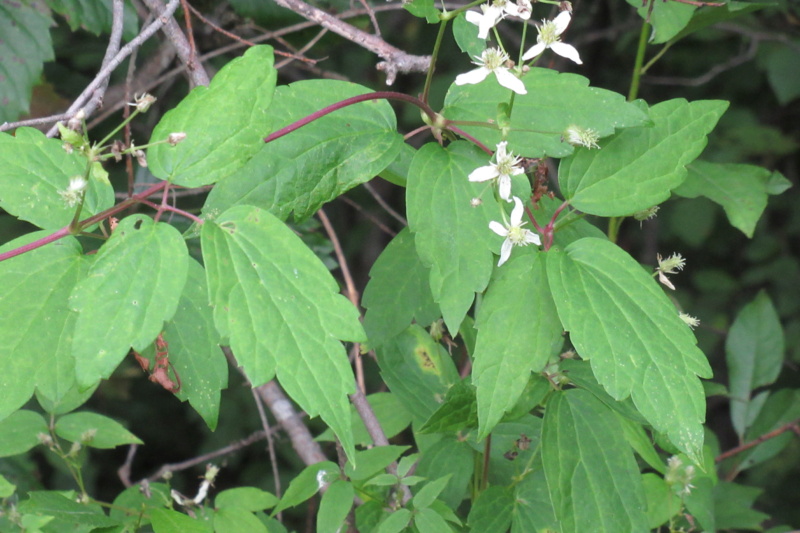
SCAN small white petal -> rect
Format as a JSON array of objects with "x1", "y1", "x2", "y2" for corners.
[
  {"x1": 489, "y1": 221, "x2": 509, "y2": 237},
  {"x1": 478, "y1": 6, "x2": 503, "y2": 39},
  {"x1": 509, "y1": 196, "x2": 525, "y2": 225},
  {"x1": 553, "y1": 11, "x2": 572, "y2": 34},
  {"x1": 465, "y1": 10, "x2": 483, "y2": 26},
  {"x1": 550, "y1": 42, "x2": 582, "y2": 64},
  {"x1": 521, "y1": 42, "x2": 546, "y2": 61},
  {"x1": 469, "y1": 165, "x2": 499, "y2": 183},
  {"x1": 498, "y1": 175, "x2": 512, "y2": 201},
  {"x1": 498, "y1": 239, "x2": 513, "y2": 266},
  {"x1": 524, "y1": 230, "x2": 541, "y2": 246},
  {"x1": 494, "y1": 69, "x2": 527, "y2": 95},
  {"x1": 495, "y1": 141, "x2": 509, "y2": 159},
  {"x1": 455, "y1": 67, "x2": 491, "y2": 86}
]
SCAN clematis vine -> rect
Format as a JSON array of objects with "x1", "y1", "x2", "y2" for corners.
[
  {"x1": 455, "y1": 48, "x2": 527, "y2": 95},
  {"x1": 489, "y1": 196, "x2": 541, "y2": 266},
  {"x1": 469, "y1": 141, "x2": 525, "y2": 201},
  {"x1": 521, "y1": 11, "x2": 582, "y2": 64},
  {"x1": 465, "y1": 0, "x2": 533, "y2": 39}
]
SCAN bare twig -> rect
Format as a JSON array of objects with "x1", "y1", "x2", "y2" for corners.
[
  {"x1": 251, "y1": 389, "x2": 283, "y2": 502},
  {"x1": 716, "y1": 418, "x2": 800, "y2": 464},
  {"x1": 338, "y1": 196, "x2": 397, "y2": 237},
  {"x1": 140, "y1": 0, "x2": 210, "y2": 87},
  {"x1": 117, "y1": 444, "x2": 139, "y2": 488},
  {"x1": 269, "y1": 0, "x2": 430, "y2": 85},
  {"x1": 643, "y1": 38, "x2": 759, "y2": 87},
  {"x1": 363, "y1": 182, "x2": 407, "y2": 227},
  {"x1": 142, "y1": 430, "x2": 268, "y2": 482}
]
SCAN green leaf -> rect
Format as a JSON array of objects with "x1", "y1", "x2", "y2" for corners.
[
  {"x1": 375, "y1": 324, "x2": 460, "y2": 424},
  {"x1": 317, "y1": 480, "x2": 354, "y2": 533},
  {"x1": 403, "y1": 0, "x2": 440, "y2": 22},
  {"x1": 542, "y1": 389, "x2": 648, "y2": 533},
  {"x1": 213, "y1": 508, "x2": 268, "y2": 533},
  {"x1": 18, "y1": 491, "x2": 121, "y2": 529},
  {"x1": 726, "y1": 291, "x2": 784, "y2": 438},
  {"x1": 36, "y1": 382, "x2": 98, "y2": 416},
  {"x1": 272, "y1": 461, "x2": 339, "y2": 515},
  {"x1": 363, "y1": 228, "x2": 439, "y2": 348},
  {"x1": 202, "y1": 205, "x2": 363, "y2": 460},
  {"x1": 415, "y1": 507, "x2": 454, "y2": 532},
  {"x1": 216, "y1": 487, "x2": 278, "y2": 511},
  {"x1": 0, "y1": 474, "x2": 15, "y2": 498},
  {"x1": 0, "y1": 4, "x2": 53, "y2": 123},
  {"x1": 203, "y1": 79, "x2": 402, "y2": 221},
  {"x1": 713, "y1": 482, "x2": 769, "y2": 530},
  {"x1": 641, "y1": 473, "x2": 681, "y2": 529},
  {"x1": 415, "y1": 437, "x2": 473, "y2": 510},
  {"x1": 759, "y1": 40, "x2": 800, "y2": 105},
  {"x1": 443, "y1": 69, "x2": 649, "y2": 158},
  {"x1": 0, "y1": 234, "x2": 88, "y2": 419},
  {"x1": 684, "y1": 475, "x2": 716, "y2": 532},
  {"x1": 407, "y1": 141, "x2": 497, "y2": 332},
  {"x1": 547, "y1": 237, "x2": 712, "y2": 461},
  {"x1": 55, "y1": 411, "x2": 142, "y2": 448},
  {"x1": 511, "y1": 469, "x2": 559, "y2": 533},
  {"x1": 70, "y1": 215, "x2": 189, "y2": 386},
  {"x1": 559, "y1": 99, "x2": 728, "y2": 216},
  {"x1": 473, "y1": 250, "x2": 562, "y2": 438},
  {"x1": 413, "y1": 475, "x2": 451, "y2": 509},
  {"x1": 161, "y1": 259, "x2": 227, "y2": 430},
  {"x1": 453, "y1": 13, "x2": 485, "y2": 58},
  {"x1": 148, "y1": 45, "x2": 277, "y2": 187},
  {"x1": 0, "y1": 410, "x2": 48, "y2": 457},
  {"x1": 110, "y1": 483, "x2": 172, "y2": 527},
  {"x1": 0, "y1": 128, "x2": 114, "y2": 230},
  {"x1": 345, "y1": 446, "x2": 409, "y2": 481},
  {"x1": 47, "y1": 0, "x2": 137, "y2": 35},
  {"x1": 618, "y1": 415, "x2": 666, "y2": 474},
  {"x1": 418, "y1": 379, "x2": 478, "y2": 434},
  {"x1": 559, "y1": 359, "x2": 647, "y2": 425},
  {"x1": 377, "y1": 508, "x2": 412, "y2": 533},
  {"x1": 676, "y1": 161, "x2": 782, "y2": 237},
  {"x1": 625, "y1": 0, "x2": 696, "y2": 43},
  {"x1": 378, "y1": 142, "x2": 415, "y2": 187},
  {"x1": 150, "y1": 508, "x2": 213, "y2": 533},
  {"x1": 467, "y1": 486, "x2": 514, "y2": 533}
]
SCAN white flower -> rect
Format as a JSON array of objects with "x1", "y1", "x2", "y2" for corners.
[
  {"x1": 489, "y1": 196, "x2": 541, "y2": 266},
  {"x1": 656, "y1": 252, "x2": 685, "y2": 290},
  {"x1": 469, "y1": 141, "x2": 525, "y2": 201},
  {"x1": 59, "y1": 175, "x2": 88, "y2": 207},
  {"x1": 465, "y1": 0, "x2": 532, "y2": 39},
  {"x1": 455, "y1": 48, "x2": 527, "y2": 95},
  {"x1": 521, "y1": 11, "x2": 582, "y2": 64}
]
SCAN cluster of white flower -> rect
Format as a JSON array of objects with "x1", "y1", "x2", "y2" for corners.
[{"x1": 456, "y1": 3, "x2": 582, "y2": 95}]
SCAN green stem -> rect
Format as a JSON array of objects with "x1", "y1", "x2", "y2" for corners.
[
  {"x1": 628, "y1": 20, "x2": 650, "y2": 102},
  {"x1": 608, "y1": 216, "x2": 623, "y2": 243},
  {"x1": 422, "y1": 20, "x2": 449, "y2": 104},
  {"x1": 96, "y1": 108, "x2": 141, "y2": 148}
]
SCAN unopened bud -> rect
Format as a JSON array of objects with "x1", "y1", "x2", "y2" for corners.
[
  {"x1": 559, "y1": 1, "x2": 573, "y2": 13},
  {"x1": 37, "y1": 432, "x2": 54, "y2": 447},
  {"x1": 135, "y1": 149, "x2": 147, "y2": 168},
  {"x1": 168, "y1": 132, "x2": 187, "y2": 146},
  {"x1": 68, "y1": 441, "x2": 82, "y2": 457},
  {"x1": 67, "y1": 109, "x2": 85, "y2": 132}
]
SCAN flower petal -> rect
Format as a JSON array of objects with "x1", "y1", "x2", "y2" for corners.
[
  {"x1": 521, "y1": 42, "x2": 545, "y2": 61},
  {"x1": 553, "y1": 11, "x2": 572, "y2": 34},
  {"x1": 550, "y1": 42, "x2": 582, "y2": 64},
  {"x1": 455, "y1": 67, "x2": 491, "y2": 86},
  {"x1": 489, "y1": 221, "x2": 509, "y2": 237},
  {"x1": 509, "y1": 196, "x2": 525, "y2": 225},
  {"x1": 495, "y1": 141, "x2": 508, "y2": 160},
  {"x1": 465, "y1": 10, "x2": 483, "y2": 26},
  {"x1": 494, "y1": 69, "x2": 527, "y2": 95},
  {"x1": 498, "y1": 175, "x2": 512, "y2": 201},
  {"x1": 469, "y1": 164, "x2": 499, "y2": 183},
  {"x1": 498, "y1": 238, "x2": 513, "y2": 266},
  {"x1": 524, "y1": 230, "x2": 542, "y2": 246}
]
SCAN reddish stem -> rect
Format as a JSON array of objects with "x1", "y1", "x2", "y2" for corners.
[
  {"x1": 264, "y1": 91, "x2": 439, "y2": 144},
  {"x1": 0, "y1": 181, "x2": 168, "y2": 264}
]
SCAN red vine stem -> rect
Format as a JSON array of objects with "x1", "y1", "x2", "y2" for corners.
[
  {"x1": 716, "y1": 418, "x2": 800, "y2": 464},
  {"x1": 0, "y1": 181, "x2": 168, "y2": 264}
]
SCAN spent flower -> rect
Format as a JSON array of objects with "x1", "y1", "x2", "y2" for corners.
[
  {"x1": 679, "y1": 312, "x2": 700, "y2": 330},
  {"x1": 522, "y1": 11, "x2": 582, "y2": 64},
  {"x1": 469, "y1": 141, "x2": 525, "y2": 201},
  {"x1": 489, "y1": 196, "x2": 541, "y2": 266},
  {"x1": 59, "y1": 176, "x2": 88, "y2": 207},
  {"x1": 656, "y1": 252, "x2": 686, "y2": 290},
  {"x1": 564, "y1": 125, "x2": 600, "y2": 149},
  {"x1": 455, "y1": 48, "x2": 527, "y2": 95}
]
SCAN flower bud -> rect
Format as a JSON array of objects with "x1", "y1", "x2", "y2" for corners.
[
  {"x1": 67, "y1": 109, "x2": 85, "y2": 132},
  {"x1": 168, "y1": 132, "x2": 187, "y2": 146}
]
